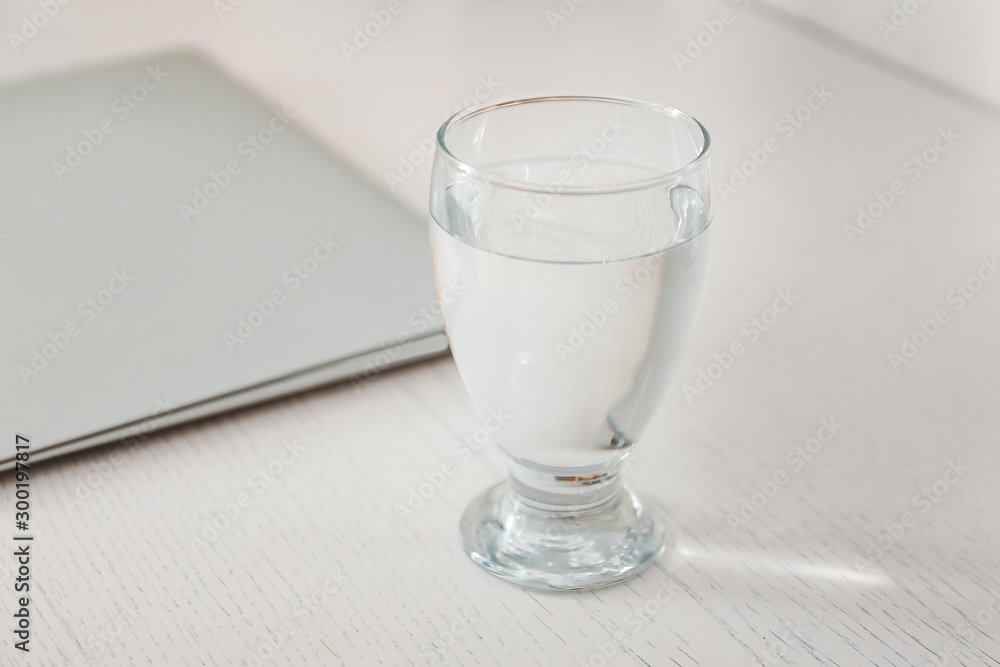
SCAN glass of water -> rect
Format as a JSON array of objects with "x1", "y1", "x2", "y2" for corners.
[{"x1": 429, "y1": 94, "x2": 713, "y2": 590}]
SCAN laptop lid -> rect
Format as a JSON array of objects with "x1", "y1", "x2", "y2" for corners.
[{"x1": 0, "y1": 52, "x2": 447, "y2": 469}]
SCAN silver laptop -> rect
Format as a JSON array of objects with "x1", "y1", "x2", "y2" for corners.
[{"x1": 0, "y1": 52, "x2": 447, "y2": 469}]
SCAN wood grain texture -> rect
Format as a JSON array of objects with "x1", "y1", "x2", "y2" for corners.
[
  {"x1": 2, "y1": 0, "x2": 999, "y2": 664},
  {"x1": 4, "y1": 348, "x2": 999, "y2": 666}
]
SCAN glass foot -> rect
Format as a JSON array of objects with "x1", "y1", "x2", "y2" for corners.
[{"x1": 459, "y1": 480, "x2": 667, "y2": 591}]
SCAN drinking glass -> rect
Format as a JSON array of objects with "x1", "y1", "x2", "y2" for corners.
[{"x1": 429, "y1": 94, "x2": 712, "y2": 590}]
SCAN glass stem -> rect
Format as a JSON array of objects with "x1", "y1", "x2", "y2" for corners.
[{"x1": 505, "y1": 455, "x2": 630, "y2": 512}]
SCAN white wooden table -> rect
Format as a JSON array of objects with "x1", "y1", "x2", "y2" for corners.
[{"x1": 3, "y1": 0, "x2": 1000, "y2": 665}]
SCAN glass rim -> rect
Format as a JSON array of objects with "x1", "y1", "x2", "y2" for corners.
[{"x1": 435, "y1": 92, "x2": 712, "y2": 195}]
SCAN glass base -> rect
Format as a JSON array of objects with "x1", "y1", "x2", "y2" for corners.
[{"x1": 459, "y1": 478, "x2": 667, "y2": 591}]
